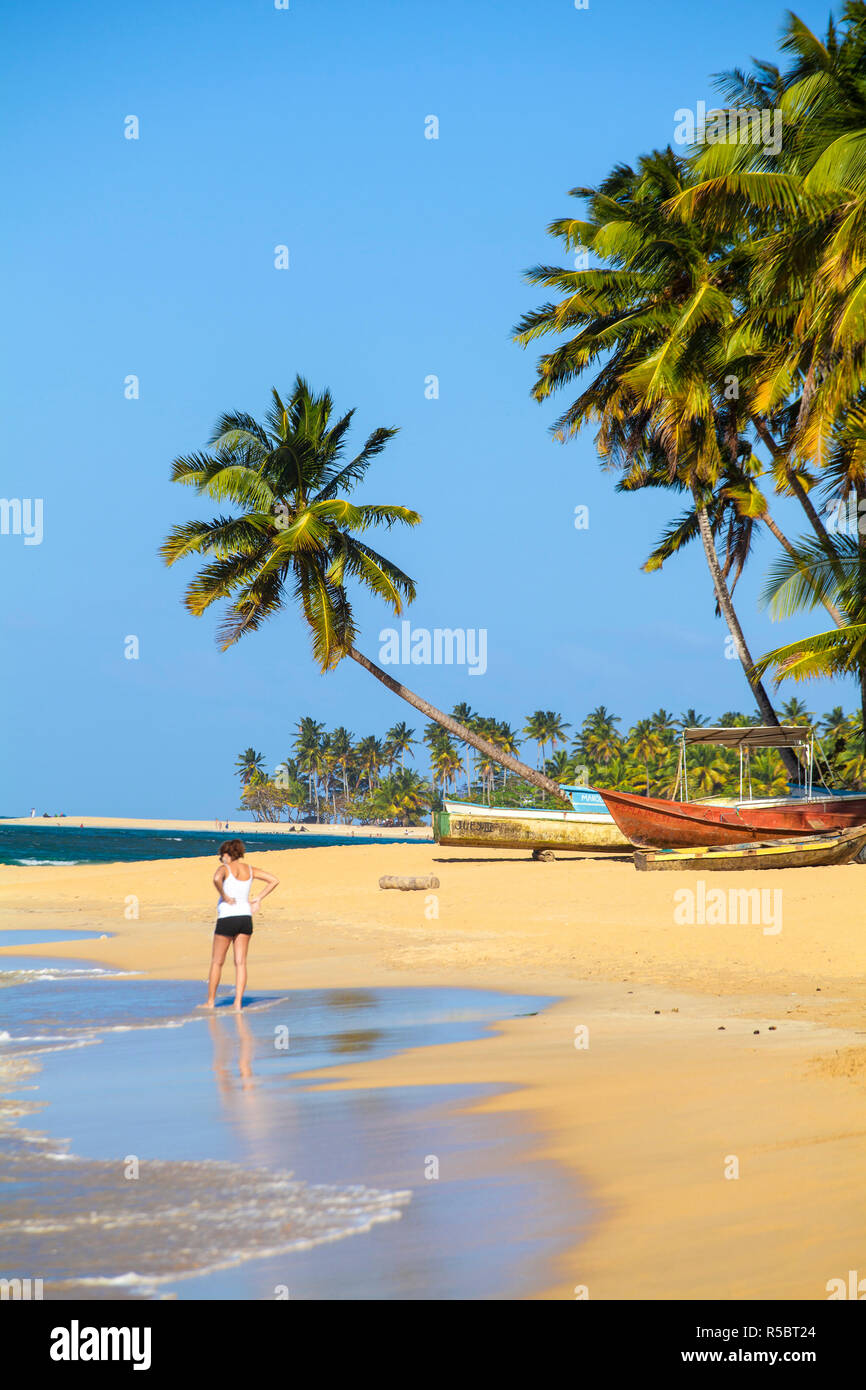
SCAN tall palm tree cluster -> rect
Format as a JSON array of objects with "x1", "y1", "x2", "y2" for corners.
[
  {"x1": 565, "y1": 700, "x2": 863, "y2": 799},
  {"x1": 235, "y1": 699, "x2": 865, "y2": 823},
  {"x1": 235, "y1": 718, "x2": 431, "y2": 825},
  {"x1": 515, "y1": 4, "x2": 866, "y2": 764}
]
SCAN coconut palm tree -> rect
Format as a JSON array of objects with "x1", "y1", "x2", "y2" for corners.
[
  {"x1": 754, "y1": 532, "x2": 866, "y2": 748},
  {"x1": 740, "y1": 750, "x2": 788, "y2": 798},
  {"x1": 544, "y1": 748, "x2": 576, "y2": 784},
  {"x1": 780, "y1": 697, "x2": 814, "y2": 725},
  {"x1": 678, "y1": 709, "x2": 709, "y2": 729},
  {"x1": 354, "y1": 735, "x2": 385, "y2": 793},
  {"x1": 580, "y1": 707, "x2": 623, "y2": 764},
  {"x1": 451, "y1": 702, "x2": 476, "y2": 795},
  {"x1": 522, "y1": 710, "x2": 549, "y2": 769},
  {"x1": 273, "y1": 757, "x2": 309, "y2": 820},
  {"x1": 161, "y1": 378, "x2": 566, "y2": 801},
  {"x1": 370, "y1": 769, "x2": 432, "y2": 826},
  {"x1": 616, "y1": 446, "x2": 845, "y2": 630},
  {"x1": 687, "y1": 745, "x2": 732, "y2": 796},
  {"x1": 541, "y1": 711, "x2": 570, "y2": 758},
  {"x1": 330, "y1": 727, "x2": 354, "y2": 800},
  {"x1": 293, "y1": 717, "x2": 325, "y2": 816},
  {"x1": 628, "y1": 718, "x2": 664, "y2": 795},
  {"x1": 717, "y1": 711, "x2": 755, "y2": 726},
  {"x1": 675, "y1": 7, "x2": 866, "y2": 476},
  {"x1": 650, "y1": 709, "x2": 677, "y2": 738},
  {"x1": 234, "y1": 747, "x2": 266, "y2": 786},
  {"x1": 385, "y1": 721, "x2": 416, "y2": 770},
  {"x1": 430, "y1": 739, "x2": 463, "y2": 795},
  {"x1": 514, "y1": 150, "x2": 801, "y2": 779}
]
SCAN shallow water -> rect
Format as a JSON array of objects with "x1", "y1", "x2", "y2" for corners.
[{"x1": 0, "y1": 935, "x2": 578, "y2": 1299}]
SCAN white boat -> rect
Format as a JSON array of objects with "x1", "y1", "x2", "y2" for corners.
[{"x1": 436, "y1": 798, "x2": 629, "y2": 854}]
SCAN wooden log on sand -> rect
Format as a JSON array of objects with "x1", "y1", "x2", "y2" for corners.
[{"x1": 379, "y1": 875, "x2": 440, "y2": 891}]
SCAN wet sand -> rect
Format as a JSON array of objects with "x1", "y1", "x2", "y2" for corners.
[{"x1": 1, "y1": 841, "x2": 865, "y2": 1299}]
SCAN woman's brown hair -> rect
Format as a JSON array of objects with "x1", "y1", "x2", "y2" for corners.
[{"x1": 219, "y1": 839, "x2": 246, "y2": 860}]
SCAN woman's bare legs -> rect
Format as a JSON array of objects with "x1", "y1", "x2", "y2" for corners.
[
  {"x1": 232, "y1": 933, "x2": 250, "y2": 1010},
  {"x1": 201, "y1": 933, "x2": 231, "y2": 1007}
]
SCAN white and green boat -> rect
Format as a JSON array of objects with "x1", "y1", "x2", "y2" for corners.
[{"x1": 434, "y1": 788, "x2": 630, "y2": 856}]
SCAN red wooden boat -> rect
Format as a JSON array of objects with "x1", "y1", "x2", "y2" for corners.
[{"x1": 599, "y1": 787, "x2": 866, "y2": 850}]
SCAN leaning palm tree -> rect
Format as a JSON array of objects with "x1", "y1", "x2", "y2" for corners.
[{"x1": 161, "y1": 378, "x2": 567, "y2": 801}]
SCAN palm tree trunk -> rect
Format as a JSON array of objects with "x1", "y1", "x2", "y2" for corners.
[
  {"x1": 858, "y1": 482, "x2": 866, "y2": 757},
  {"x1": 761, "y1": 511, "x2": 845, "y2": 627},
  {"x1": 751, "y1": 417, "x2": 836, "y2": 555},
  {"x1": 692, "y1": 493, "x2": 801, "y2": 782},
  {"x1": 347, "y1": 647, "x2": 569, "y2": 802}
]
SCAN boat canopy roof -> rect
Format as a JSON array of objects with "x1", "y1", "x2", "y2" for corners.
[{"x1": 682, "y1": 725, "x2": 811, "y2": 749}]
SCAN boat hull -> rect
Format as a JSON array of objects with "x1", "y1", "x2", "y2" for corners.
[
  {"x1": 433, "y1": 805, "x2": 630, "y2": 854},
  {"x1": 600, "y1": 788, "x2": 866, "y2": 849},
  {"x1": 634, "y1": 826, "x2": 866, "y2": 872}
]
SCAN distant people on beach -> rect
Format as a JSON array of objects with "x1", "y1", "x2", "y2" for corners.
[
  {"x1": 200, "y1": 839, "x2": 280, "y2": 1012},
  {"x1": 30, "y1": 807, "x2": 35, "y2": 817}
]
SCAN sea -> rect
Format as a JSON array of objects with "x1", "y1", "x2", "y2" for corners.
[
  {"x1": 0, "y1": 931, "x2": 579, "y2": 1299},
  {"x1": 0, "y1": 825, "x2": 417, "y2": 868}
]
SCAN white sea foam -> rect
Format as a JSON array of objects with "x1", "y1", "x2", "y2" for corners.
[
  {"x1": 14, "y1": 858, "x2": 83, "y2": 866},
  {"x1": 0, "y1": 966, "x2": 138, "y2": 980}
]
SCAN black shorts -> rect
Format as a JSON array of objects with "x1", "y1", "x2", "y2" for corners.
[{"x1": 214, "y1": 916, "x2": 253, "y2": 938}]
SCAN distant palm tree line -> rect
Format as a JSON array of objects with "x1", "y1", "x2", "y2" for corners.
[{"x1": 236, "y1": 699, "x2": 865, "y2": 823}]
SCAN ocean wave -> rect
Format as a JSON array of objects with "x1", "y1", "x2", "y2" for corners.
[
  {"x1": 13, "y1": 858, "x2": 83, "y2": 866},
  {"x1": 0, "y1": 1149, "x2": 411, "y2": 1295},
  {"x1": 0, "y1": 966, "x2": 138, "y2": 980},
  {"x1": 2, "y1": 1038, "x2": 102, "y2": 1056}
]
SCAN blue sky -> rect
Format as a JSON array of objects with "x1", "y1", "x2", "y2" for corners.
[{"x1": 1, "y1": 0, "x2": 848, "y2": 817}]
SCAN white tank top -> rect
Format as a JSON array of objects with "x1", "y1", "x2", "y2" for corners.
[{"x1": 217, "y1": 864, "x2": 253, "y2": 918}]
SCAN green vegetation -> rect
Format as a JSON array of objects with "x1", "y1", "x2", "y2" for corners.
[
  {"x1": 515, "y1": 4, "x2": 866, "y2": 758},
  {"x1": 236, "y1": 700, "x2": 865, "y2": 823},
  {"x1": 161, "y1": 377, "x2": 565, "y2": 801}
]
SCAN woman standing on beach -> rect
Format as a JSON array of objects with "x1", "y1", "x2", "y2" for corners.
[{"x1": 202, "y1": 839, "x2": 279, "y2": 1010}]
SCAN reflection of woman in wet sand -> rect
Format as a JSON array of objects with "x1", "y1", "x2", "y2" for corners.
[{"x1": 200, "y1": 839, "x2": 279, "y2": 1011}]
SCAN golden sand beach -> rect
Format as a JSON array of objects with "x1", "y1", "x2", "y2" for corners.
[{"x1": 1, "y1": 840, "x2": 864, "y2": 1300}]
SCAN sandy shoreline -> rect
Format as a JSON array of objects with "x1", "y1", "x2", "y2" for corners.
[
  {"x1": 1, "y1": 842, "x2": 865, "y2": 1299},
  {"x1": 0, "y1": 815, "x2": 431, "y2": 839}
]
